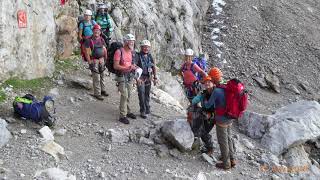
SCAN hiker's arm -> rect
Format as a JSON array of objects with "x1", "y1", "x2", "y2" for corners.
[
  {"x1": 103, "y1": 47, "x2": 108, "y2": 61},
  {"x1": 192, "y1": 94, "x2": 204, "y2": 105},
  {"x1": 78, "y1": 23, "x2": 83, "y2": 41},
  {"x1": 195, "y1": 64, "x2": 207, "y2": 78},
  {"x1": 202, "y1": 92, "x2": 216, "y2": 109}
]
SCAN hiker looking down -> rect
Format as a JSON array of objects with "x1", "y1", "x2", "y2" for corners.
[
  {"x1": 180, "y1": 49, "x2": 207, "y2": 102},
  {"x1": 95, "y1": 3, "x2": 113, "y2": 48},
  {"x1": 135, "y1": 40, "x2": 157, "y2": 119},
  {"x1": 79, "y1": 9, "x2": 97, "y2": 61},
  {"x1": 113, "y1": 34, "x2": 138, "y2": 124},
  {"x1": 84, "y1": 24, "x2": 109, "y2": 100},
  {"x1": 191, "y1": 76, "x2": 216, "y2": 156}
]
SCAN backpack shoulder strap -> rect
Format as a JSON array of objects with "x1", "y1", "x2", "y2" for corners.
[{"x1": 190, "y1": 62, "x2": 196, "y2": 75}]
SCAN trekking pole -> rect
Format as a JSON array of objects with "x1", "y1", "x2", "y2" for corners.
[{"x1": 23, "y1": 0, "x2": 39, "y2": 15}]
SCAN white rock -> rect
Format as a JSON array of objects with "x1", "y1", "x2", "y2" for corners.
[
  {"x1": 201, "y1": 153, "x2": 214, "y2": 165},
  {"x1": 240, "y1": 101, "x2": 320, "y2": 155},
  {"x1": 196, "y1": 172, "x2": 207, "y2": 180},
  {"x1": 39, "y1": 126, "x2": 54, "y2": 142},
  {"x1": 41, "y1": 141, "x2": 65, "y2": 161},
  {"x1": 241, "y1": 138, "x2": 255, "y2": 149},
  {"x1": 139, "y1": 137, "x2": 154, "y2": 146},
  {"x1": 34, "y1": 168, "x2": 76, "y2": 180},
  {"x1": 161, "y1": 119, "x2": 194, "y2": 151},
  {"x1": 20, "y1": 129, "x2": 27, "y2": 134},
  {"x1": 107, "y1": 129, "x2": 129, "y2": 143},
  {"x1": 54, "y1": 128, "x2": 67, "y2": 136},
  {"x1": 261, "y1": 101, "x2": 320, "y2": 155},
  {"x1": 151, "y1": 88, "x2": 184, "y2": 112},
  {"x1": 0, "y1": 119, "x2": 12, "y2": 148}
]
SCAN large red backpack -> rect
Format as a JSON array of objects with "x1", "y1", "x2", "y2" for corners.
[{"x1": 216, "y1": 79, "x2": 248, "y2": 119}]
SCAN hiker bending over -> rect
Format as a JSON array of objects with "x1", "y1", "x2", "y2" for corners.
[
  {"x1": 191, "y1": 76, "x2": 216, "y2": 156},
  {"x1": 95, "y1": 3, "x2": 113, "y2": 48},
  {"x1": 180, "y1": 49, "x2": 207, "y2": 102},
  {"x1": 113, "y1": 34, "x2": 137, "y2": 124},
  {"x1": 135, "y1": 40, "x2": 158, "y2": 119},
  {"x1": 79, "y1": 9, "x2": 97, "y2": 61},
  {"x1": 84, "y1": 24, "x2": 109, "y2": 100}
]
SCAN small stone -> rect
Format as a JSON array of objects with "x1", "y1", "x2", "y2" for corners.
[
  {"x1": 57, "y1": 80, "x2": 64, "y2": 85},
  {"x1": 69, "y1": 97, "x2": 75, "y2": 104},
  {"x1": 54, "y1": 128, "x2": 67, "y2": 136},
  {"x1": 169, "y1": 148, "x2": 180, "y2": 158},
  {"x1": 20, "y1": 129, "x2": 27, "y2": 134},
  {"x1": 87, "y1": 159, "x2": 92, "y2": 163},
  {"x1": 241, "y1": 138, "x2": 255, "y2": 149},
  {"x1": 100, "y1": 172, "x2": 105, "y2": 178},
  {"x1": 106, "y1": 144, "x2": 112, "y2": 151},
  {"x1": 20, "y1": 173, "x2": 25, "y2": 177},
  {"x1": 201, "y1": 153, "x2": 214, "y2": 165},
  {"x1": 49, "y1": 88, "x2": 59, "y2": 97},
  {"x1": 271, "y1": 174, "x2": 280, "y2": 180}
]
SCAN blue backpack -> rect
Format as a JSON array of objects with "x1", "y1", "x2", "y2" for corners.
[
  {"x1": 13, "y1": 94, "x2": 56, "y2": 127},
  {"x1": 192, "y1": 56, "x2": 208, "y2": 80}
]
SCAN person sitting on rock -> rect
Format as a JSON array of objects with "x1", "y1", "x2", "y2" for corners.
[
  {"x1": 79, "y1": 9, "x2": 97, "y2": 62},
  {"x1": 83, "y1": 24, "x2": 109, "y2": 100},
  {"x1": 95, "y1": 3, "x2": 113, "y2": 48},
  {"x1": 203, "y1": 68, "x2": 236, "y2": 170},
  {"x1": 191, "y1": 76, "x2": 216, "y2": 156},
  {"x1": 135, "y1": 40, "x2": 158, "y2": 119},
  {"x1": 113, "y1": 34, "x2": 138, "y2": 124},
  {"x1": 180, "y1": 49, "x2": 207, "y2": 102}
]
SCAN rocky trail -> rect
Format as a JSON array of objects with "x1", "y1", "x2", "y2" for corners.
[{"x1": 1, "y1": 60, "x2": 273, "y2": 180}]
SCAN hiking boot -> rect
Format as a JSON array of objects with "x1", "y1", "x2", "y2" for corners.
[
  {"x1": 231, "y1": 159, "x2": 237, "y2": 168},
  {"x1": 140, "y1": 113, "x2": 147, "y2": 119},
  {"x1": 94, "y1": 95, "x2": 104, "y2": 101},
  {"x1": 127, "y1": 113, "x2": 137, "y2": 119},
  {"x1": 119, "y1": 117, "x2": 130, "y2": 124},
  {"x1": 101, "y1": 91, "x2": 109, "y2": 97},
  {"x1": 145, "y1": 110, "x2": 150, "y2": 115},
  {"x1": 215, "y1": 162, "x2": 231, "y2": 170}
]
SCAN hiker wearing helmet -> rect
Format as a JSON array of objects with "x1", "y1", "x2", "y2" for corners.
[
  {"x1": 203, "y1": 67, "x2": 236, "y2": 170},
  {"x1": 84, "y1": 24, "x2": 109, "y2": 100},
  {"x1": 79, "y1": 9, "x2": 97, "y2": 62},
  {"x1": 190, "y1": 76, "x2": 216, "y2": 156},
  {"x1": 180, "y1": 48, "x2": 207, "y2": 102},
  {"x1": 95, "y1": 2, "x2": 113, "y2": 48},
  {"x1": 135, "y1": 40, "x2": 157, "y2": 119},
  {"x1": 113, "y1": 33, "x2": 138, "y2": 124}
]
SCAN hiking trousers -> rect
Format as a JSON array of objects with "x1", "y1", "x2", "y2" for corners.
[
  {"x1": 116, "y1": 75, "x2": 133, "y2": 118},
  {"x1": 92, "y1": 63, "x2": 106, "y2": 96},
  {"x1": 137, "y1": 79, "x2": 151, "y2": 115},
  {"x1": 216, "y1": 123, "x2": 235, "y2": 168},
  {"x1": 192, "y1": 115, "x2": 215, "y2": 151}
]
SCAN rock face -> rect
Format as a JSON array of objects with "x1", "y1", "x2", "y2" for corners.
[
  {"x1": 75, "y1": 0, "x2": 209, "y2": 68},
  {"x1": 0, "y1": 0, "x2": 56, "y2": 81},
  {"x1": 239, "y1": 101, "x2": 320, "y2": 155},
  {"x1": 161, "y1": 119, "x2": 194, "y2": 151},
  {"x1": 0, "y1": 119, "x2": 12, "y2": 148}
]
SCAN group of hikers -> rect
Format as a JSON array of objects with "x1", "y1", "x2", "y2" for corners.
[{"x1": 76, "y1": 2, "x2": 248, "y2": 171}]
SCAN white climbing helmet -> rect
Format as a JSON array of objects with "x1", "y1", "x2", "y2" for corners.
[
  {"x1": 123, "y1": 34, "x2": 135, "y2": 41},
  {"x1": 84, "y1": 9, "x2": 93, "y2": 16},
  {"x1": 135, "y1": 68, "x2": 143, "y2": 79},
  {"x1": 185, "y1": 48, "x2": 194, "y2": 56},
  {"x1": 140, "y1": 40, "x2": 151, "y2": 47}
]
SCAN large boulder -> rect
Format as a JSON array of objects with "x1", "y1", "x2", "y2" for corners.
[
  {"x1": 161, "y1": 119, "x2": 194, "y2": 151},
  {"x1": 0, "y1": 0, "x2": 56, "y2": 81},
  {"x1": 261, "y1": 101, "x2": 320, "y2": 155},
  {"x1": 239, "y1": 101, "x2": 320, "y2": 156},
  {"x1": 0, "y1": 119, "x2": 12, "y2": 148}
]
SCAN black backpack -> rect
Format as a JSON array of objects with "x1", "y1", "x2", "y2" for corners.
[{"x1": 106, "y1": 41, "x2": 123, "y2": 74}]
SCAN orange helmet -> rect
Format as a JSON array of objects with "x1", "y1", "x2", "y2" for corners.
[
  {"x1": 208, "y1": 67, "x2": 222, "y2": 82},
  {"x1": 202, "y1": 76, "x2": 212, "y2": 83}
]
